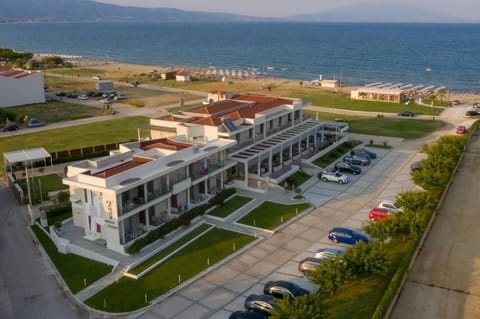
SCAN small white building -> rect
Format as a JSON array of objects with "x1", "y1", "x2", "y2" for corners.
[
  {"x1": 0, "y1": 67, "x2": 45, "y2": 107},
  {"x1": 175, "y1": 72, "x2": 191, "y2": 82},
  {"x1": 350, "y1": 87, "x2": 406, "y2": 103}
]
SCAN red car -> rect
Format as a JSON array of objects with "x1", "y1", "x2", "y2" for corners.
[
  {"x1": 456, "y1": 125, "x2": 466, "y2": 134},
  {"x1": 368, "y1": 207, "x2": 391, "y2": 221}
]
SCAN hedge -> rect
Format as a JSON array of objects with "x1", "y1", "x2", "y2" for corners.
[{"x1": 126, "y1": 188, "x2": 236, "y2": 255}]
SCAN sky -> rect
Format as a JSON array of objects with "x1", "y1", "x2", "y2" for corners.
[{"x1": 95, "y1": 0, "x2": 480, "y2": 20}]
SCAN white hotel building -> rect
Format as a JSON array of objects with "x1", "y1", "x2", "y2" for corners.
[
  {"x1": 0, "y1": 66, "x2": 45, "y2": 107},
  {"x1": 64, "y1": 93, "x2": 344, "y2": 253}
]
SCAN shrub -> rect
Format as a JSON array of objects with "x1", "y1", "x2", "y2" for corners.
[{"x1": 46, "y1": 203, "x2": 72, "y2": 218}]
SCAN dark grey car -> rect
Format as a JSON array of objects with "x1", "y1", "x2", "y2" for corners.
[
  {"x1": 244, "y1": 294, "x2": 277, "y2": 315},
  {"x1": 351, "y1": 148, "x2": 377, "y2": 159},
  {"x1": 342, "y1": 155, "x2": 371, "y2": 166}
]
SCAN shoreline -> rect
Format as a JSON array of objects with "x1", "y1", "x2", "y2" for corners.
[{"x1": 41, "y1": 56, "x2": 480, "y2": 104}]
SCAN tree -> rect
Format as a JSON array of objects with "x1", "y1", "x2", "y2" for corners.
[
  {"x1": 270, "y1": 293, "x2": 329, "y2": 319},
  {"x1": 307, "y1": 256, "x2": 349, "y2": 295},
  {"x1": 395, "y1": 190, "x2": 438, "y2": 214},
  {"x1": 344, "y1": 242, "x2": 390, "y2": 281},
  {"x1": 42, "y1": 56, "x2": 64, "y2": 68},
  {"x1": 390, "y1": 210, "x2": 427, "y2": 242},
  {"x1": 362, "y1": 219, "x2": 392, "y2": 251}
]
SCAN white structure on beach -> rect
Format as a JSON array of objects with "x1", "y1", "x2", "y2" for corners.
[
  {"x1": 350, "y1": 86, "x2": 406, "y2": 103},
  {"x1": 0, "y1": 66, "x2": 45, "y2": 107}
]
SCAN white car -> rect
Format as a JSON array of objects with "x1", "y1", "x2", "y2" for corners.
[
  {"x1": 378, "y1": 200, "x2": 403, "y2": 212},
  {"x1": 92, "y1": 75, "x2": 102, "y2": 80},
  {"x1": 77, "y1": 94, "x2": 89, "y2": 100},
  {"x1": 114, "y1": 94, "x2": 127, "y2": 100}
]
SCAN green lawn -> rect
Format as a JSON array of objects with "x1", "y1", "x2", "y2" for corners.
[
  {"x1": 0, "y1": 116, "x2": 150, "y2": 177},
  {"x1": 129, "y1": 223, "x2": 212, "y2": 275},
  {"x1": 47, "y1": 68, "x2": 106, "y2": 77},
  {"x1": 292, "y1": 91, "x2": 444, "y2": 115},
  {"x1": 279, "y1": 170, "x2": 312, "y2": 188},
  {"x1": 237, "y1": 201, "x2": 310, "y2": 230},
  {"x1": 207, "y1": 196, "x2": 253, "y2": 218},
  {"x1": 321, "y1": 238, "x2": 416, "y2": 319},
  {"x1": 16, "y1": 174, "x2": 67, "y2": 203},
  {"x1": 86, "y1": 227, "x2": 254, "y2": 312},
  {"x1": 0, "y1": 101, "x2": 103, "y2": 124},
  {"x1": 313, "y1": 140, "x2": 362, "y2": 168},
  {"x1": 31, "y1": 224, "x2": 113, "y2": 294}
]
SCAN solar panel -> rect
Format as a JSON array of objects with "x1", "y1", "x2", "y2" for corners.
[{"x1": 223, "y1": 120, "x2": 238, "y2": 132}]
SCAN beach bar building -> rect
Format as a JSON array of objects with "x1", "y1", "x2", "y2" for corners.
[
  {"x1": 0, "y1": 66, "x2": 45, "y2": 107},
  {"x1": 350, "y1": 87, "x2": 406, "y2": 103}
]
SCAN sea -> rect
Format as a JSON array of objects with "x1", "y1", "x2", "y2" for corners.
[{"x1": 0, "y1": 22, "x2": 479, "y2": 92}]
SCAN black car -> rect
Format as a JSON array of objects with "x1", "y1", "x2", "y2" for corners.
[
  {"x1": 264, "y1": 280, "x2": 309, "y2": 299},
  {"x1": 334, "y1": 161, "x2": 362, "y2": 175},
  {"x1": 465, "y1": 110, "x2": 480, "y2": 117},
  {"x1": 398, "y1": 110, "x2": 415, "y2": 117},
  {"x1": 351, "y1": 148, "x2": 377, "y2": 159},
  {"x1": 244, "y1": 294, "x2": 277, "y2": 315},
  {"x1": 229, "y1": 311, "x2": 268, "y2": 319},
  {"x1": 66, "y1": 92, "x2": 78, "y2": 98},
  {"x1": 342, "y1": 155, "x2": 370, "y2": 166},
  {"x1": 2, "y1": 124, "x2": 19, "y2": 132},
  {"x1": 55, "y1": 92, "x2": 66, "y2": 97}
]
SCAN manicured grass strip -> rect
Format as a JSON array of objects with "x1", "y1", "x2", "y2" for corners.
[
  {"x1": 313, "y1": 140, "x2": 361, "y2": 168},
  {"x1": 85, "y1": 228, "x2": 254, "y2": 312},
  {"x1": 129, "y1": 223, "x2": 212, "y2": 275},
  {"x1": 237, "y1": 201, "x2": 310, "y2": 230},
  {"x1": 17, "y1": 174, "x2": 67, "y2": 203},
  {"x1": 47, "y1": 211, "x2": 73, "y2": 227},
  {"x1": 207, "y1": 196, "x2": 253, "y2": 218},
  {"x1": 293, "y1": 91, "x2": 444, "y2": 115},
  {"x1": 279, "y1": 170, "x2": 312, "y2": 188},
  {"x1": 320, "y1": 238, "x2": 416, "y2": 319},
  {"x1": 31, "y1": 225, "x2": 113, "y2": 294}
]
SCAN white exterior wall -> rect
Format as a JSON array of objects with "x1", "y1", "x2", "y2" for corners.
[{"x1": 0, "y1": 72, "x2": 45, "y2": 107}]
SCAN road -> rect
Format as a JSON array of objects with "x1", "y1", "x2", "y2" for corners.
[
  {"x1": 0, "y1": 184, "x2": 90, "y2": 319},
  {"x1": 389, "y1": 126, "x2": 480, "y2": 319}
]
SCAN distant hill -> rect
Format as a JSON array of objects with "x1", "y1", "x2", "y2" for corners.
[
  {"x1": 0, "y1": 0, "x2": 263, "y2": 23},
  {"x1": 287, "y1": 2, "x2": 466, "y2": 23}
]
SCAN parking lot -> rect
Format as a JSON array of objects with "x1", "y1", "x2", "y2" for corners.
[{"x1": 136, "y1": 143, "x2": 423, "y2": 319}]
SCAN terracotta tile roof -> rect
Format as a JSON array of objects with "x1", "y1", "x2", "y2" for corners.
[
  {"x1": 188, "y1": 100, "x2": 245, "y2": 115},
  {"x1": 0, "y1": 68, "x2": 36, "y2": 79},
  {"x1": 93, "y1": 157, "x2": 152, "y2": 178},
  {"x1": 140, "y1": 137, "x2": 192, "y2": 151}
]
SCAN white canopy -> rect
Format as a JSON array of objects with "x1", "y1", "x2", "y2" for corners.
[{"x1": 3, "y1": 147, "x2": 51, "y2": 163}]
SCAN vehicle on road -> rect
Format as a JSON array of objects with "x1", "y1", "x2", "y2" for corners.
[
  {"x1": 328, "y1": 227, "x2": 369, "y2": 245},
  {"x1": 456, "y1": 125, "x2": 466, "y2": 134},
  {"x1": 351, "y1": 148, "x2": 377, "y2": 159},
  {"x1": 398, "y1": 110, "x2": 415, "y2": 117},
  {"x1": 342, "y1": 155, "x2": 371, "y2": 166},
  {"x1": 313, "y1": 247, "x2": 346, "y2": 259},
  {"x1": 378, "y1": 199, "x2": 403, "y2": 212},
  {"x1": 229, "y1": 311, "x2": 267, "y2": 319},
  {"x1": 244, "y1": 294, "x2": 277, "y2": 315},
  {"x1": 369, "y1": 207, "x2": 392, "y2": 221},
  {"x1": 27, "y1": 118, "x2": 47, "y2": 128},
  {"x1": 77, "y1": 94, "x2": 89, "y2": 100},
  {"x1": 263, "y1": 280, "x2": 309, "y2": 299},
  {"x1": 114, "y1": 93, "x2": 127, "y2": 100},
  {"x1": 334, "y1": 161, "x2": 362, "y2": 175},
  {"x1": 2, "y1": 124, "x2": 19, "y2": 132},
  {"x1": 317, "y1": 170, "x2": 349, "y2": 184}
]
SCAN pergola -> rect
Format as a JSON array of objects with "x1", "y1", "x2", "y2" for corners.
[{"x1": 3, "y1": 148, "x2": 53, "y2": 204}]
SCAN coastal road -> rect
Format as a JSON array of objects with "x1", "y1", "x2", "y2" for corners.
[
  {"x1": 0, "y1": 183, "x2": 90, "y2": 319},
  {"x1": 389, "y1": 127, "x2": 480, "y2": 319}
]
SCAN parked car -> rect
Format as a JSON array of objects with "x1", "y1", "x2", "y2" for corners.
[
  {"x1": 263, "y1": 280, "x2": 309, "y2": 299},
  {"x1": 342, "y1": 155, "x2": 370, "y2": 166},
  {"x1": 114, "y1": 93, "x2": 127, "y2": 100},
  {"x1": 93, "y1": 91, "x2": 104, "y2": 97},
  {"x1": 229, "y1": 311, "x2": 268, "y2": 319},
  {"x1": 92, "y1": 75, "x2": 102, "y2": 80},
  {"x1": 369, "y1": 207, "x2": 391, "y2": 221},
  {"x1": 334, "y1": 161, "x2": 362, "y2": 175},
  {"x1": 351, "y1": 148, "x2": 377, "y2": 159},
  {"x1": 313, "y1": 247, "x2": 346, "y2": 259},
  {"x1": 456, "y1": 125, "x2": 467, "y2": 134},
  {"x1": 55, "y1": 92, "x2": 66, "y2": 97},
  {"x1": 66, "y1": 92, "x2": 78, "y2": 98},
  {"x1": 298, "y1": 257, "x2": 327, "y2": 274},
  {"x1": 244, "y1": 294, "x2": 277, "y2": 315},
  {"x1": 2, "y1": 124, "x2": 19, "y2": 132},
  {"x1": 410, "y1": 160, "x2": 423, "y2": 175},
  {"x1": 465, "y1": 110, "x2": 480, "y2": 117},
  {"x1": 328, "y1": 227, "x2": 369, "y2": 245},
  {"x1": 473, "y1": 103, "x2": 479, "y2": 109},
  {"x1": 378, "y1": 199, "x2": 403, "y2": 212},
  {"x1": 27, "y1": 118, "x2": 47, "y2": 128},
  {"x1": 317, "y1": 170, "x2": 349, "y2": 184},
  {"x1": 398, "y1": 110, "x2": 415, "y2": 117},
  {"x1": 77, "y1": 94, "x2": 89, "y2": 100}
]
